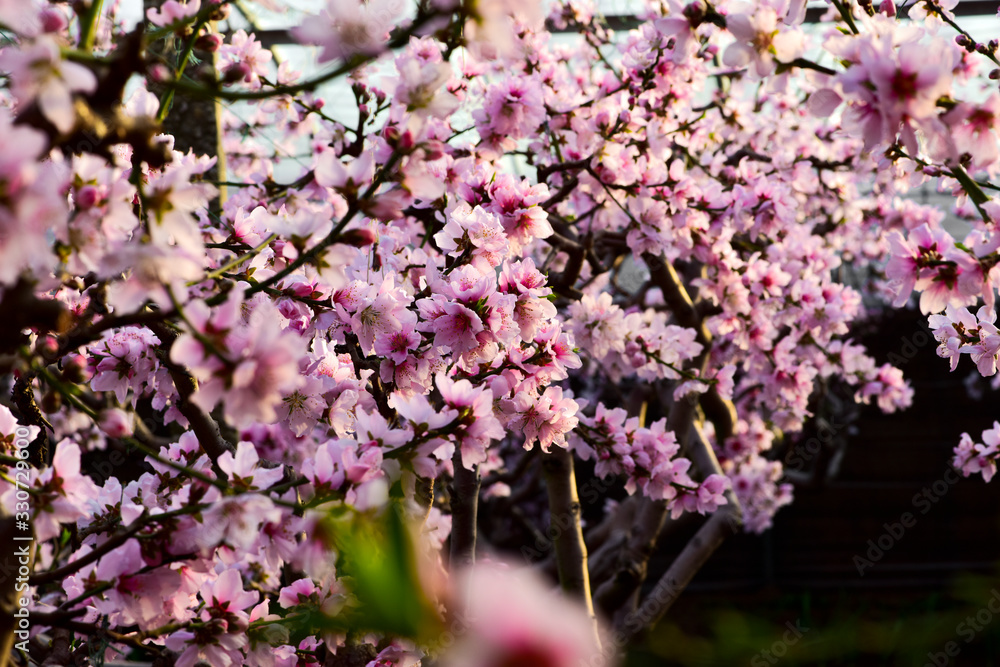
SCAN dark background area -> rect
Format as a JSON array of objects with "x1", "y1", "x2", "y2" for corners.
[{"x1": 627, "y1": 306, "x2": 1000, "y2": 666}]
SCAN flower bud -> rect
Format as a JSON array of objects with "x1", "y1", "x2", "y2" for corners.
[
  {"x1": 75, "y1": 184, "x2": 99, "y2": 209},
  {"x1": 195, "y1": 33, "x2": 224, "y2": 53},
  {"x1": 61, "y1": 354, "x2": 89, "y2": 383},
  {"x1": 683, "y1": 0, "x2": 706, "y2": 25},
  {"x1": 222, "y1": 62, "x2": 252, "y2": 85},
  {"x1": 41, "y1": 391, "x2": 61, "y2": 414},
  {"x1": 40, "y1": 8, "x2": 68, "y2": 33},
  {"x1": 398, "y1": 130, "x2": 415, "y2": 152},
  {"x1": 339, "y1": 228, "x2": 377, "y2": 247},
  {"x1": 99, "y1": 408, "x2": 134, "y2": 439},
  {"x1": 148, "y1": 63, "x2": 172, "y2": 83},
  {"x1": 35, "y1": 335, "x2": 59, "y2": 358},
  {"x1": 424, "y1": 140, "x2": 445, "y2": 161}
]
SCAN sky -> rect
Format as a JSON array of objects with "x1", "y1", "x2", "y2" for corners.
[{"x1": 117, "y1": 0, "x2": 1000, "y2": 195}]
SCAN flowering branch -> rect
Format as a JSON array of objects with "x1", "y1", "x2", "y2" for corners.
[
  {"x1": 643, "y1": 252, "x2": 736, "y2": 441},
  {"x1": 148, "y1": 322, "x2": 235, "y2": 473},
  {"x1": 624, "y1": 423, "x2": 743, "y2": 638}
]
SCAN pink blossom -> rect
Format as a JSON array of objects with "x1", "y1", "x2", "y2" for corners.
[
  {"x1": 314, "y1": 149, "x2": 374, "y2": 192},
  {"x1": 473, "y1": 75, "x2": 547, "y2": 153},
  {"x1": 197, "y1": 493, "x2": 282, "y2": 553},
  {"x1": 418, "y1": 297, "x2": 486, "y2": 354},
  {"x1": 723, "y1": 2, "x2": 804, "y2": 78},
  {"x1": 392, "y1": 38, "x2": 459, "y2": 119},
  {"x1": 944, "y1": 94, "x2": 1000, "y2": 172},
  {"x1": 32, "y1": 441, "x2": 101, "y2": 542},
  {"x1": 217, "y1": 441, "x2": 285, "y2": 490},
  {"x1": 146, "y1": 0, "x2": 201, "y2": 28},
  {"x1": 436, "y1": 373, "x2": 504, "y2": 468},
  {"x1": 173, "y1": 299, "x2": 307, "y2": 428},
  {"x1": 501, "y1": 386, "x2": 580, "y2": 452},
  {"x1": 165, "y1": 568, "x2": 258, "y2": 667},
  {"x1": 434, "y1": 204, "x2": 510, "y2": 271},
  {"x1": 346, "y1": 275, "x2": 414, "y2": 354},
  {"x1": 0, "y1": 36, "x2": 97, "y2": 133},
  {"x1": 568, "y1": 293, "x2": 626, "y2": 359},
  {"x1": 885, "y1": 224, "x2": 963, "y2": 312},
  {"x1": 291, "y1": 0, "x2": 402, "y2": 62},
  {"x1": 98, "y1": 408, "x2": 134, "y2": 438},
  {"x1": 219, "y1": 30, "x2": 272, "y2": 89},
  {"x1": 954, "y1": 424, "x2": 1000, "y2": 482},
  {"x1": 443, "y1": 563, "x2": 607, "y2": 667}
]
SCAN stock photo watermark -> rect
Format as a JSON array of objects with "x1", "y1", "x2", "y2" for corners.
[
  {"x1": 853, "y1": 466, "x2": 962, "y2": 576},
  {"x1": 785, "y1": 416, "x2": 845, "y2": 471},
  {"x1": 924, "y1": 588, "x2": 1000, "y2": 667},
  {"x1": 750, "y1": 619, "x2": 810, "y2": 666},
  {"x1": 884, "y1": 325, "x2": 934, "y2": 368},
  {"x1": 8, "y1": 425, "x2": 36, "y2": 658}
]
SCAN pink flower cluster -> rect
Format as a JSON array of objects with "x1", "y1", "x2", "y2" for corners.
[
  {"x1": 954, "y1": 422, "x2": 1000, "y2": 482},
  {"x1": 571, "y1": 404, "x2": 729, "y2": 517},
  {"x1": 10, "y1": 0, "x2": 1000, "y2": 662}
]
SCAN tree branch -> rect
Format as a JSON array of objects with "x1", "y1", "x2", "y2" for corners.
[
  {"x1": 29, "y1": 520, "x2": 145, "y2": 586},
  {"x1": 541, "y1": 447, "x2": 601, "y2": 649},
  {"x1": 449, "y1": 450, "x2": 481, "y2": 569},
  {"x1": 39, "y1": 628, "x2": 72, "y2": 666},
  {"x1": 620, "y1": 422, "x2": 743, "y2": 639},
  {"x1": 643, "y1": 252, "x2": 736, "y2": 442},
  {"x1": 592, "y1": 495, "x2": 666, "y2": 617},
  {"x1": 148, "y1": 322, "x2": 234, "y2": 476},
  {"x1": 413, "y1": 475, "x2": 435, "y2": 527},
  {"x1": 536, "y1": 158, "x2": 591, "y2": 184}
]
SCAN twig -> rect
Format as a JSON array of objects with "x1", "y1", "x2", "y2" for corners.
[{"x1": 29, "y1": 521, "x2": 145, "y2": 586}]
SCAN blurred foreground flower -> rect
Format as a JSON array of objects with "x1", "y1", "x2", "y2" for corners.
[{"x1": 439, "y1": 562, "x2": 609, "y2": 667}]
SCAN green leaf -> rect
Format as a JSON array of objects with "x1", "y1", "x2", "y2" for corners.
[{"x1": 318, "y1": 503, "x2": 442, "y2": 640}]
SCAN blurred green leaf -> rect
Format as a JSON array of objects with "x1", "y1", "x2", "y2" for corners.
[{"x1": 317, "y1": 502, "x2": 442, "y2": 641}]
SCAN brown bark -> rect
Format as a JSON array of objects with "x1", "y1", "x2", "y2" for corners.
[
  {"x1": 449, "y1": 450, "x2": 480, "y2": 569},
  {"x1": 619, "y1": 422, "x2": 744, "y2": 639},
  {"x1": 541, "y1": 447, "x2": 601, "y2": 649}
]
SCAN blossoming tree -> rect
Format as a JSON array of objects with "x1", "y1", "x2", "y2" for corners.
[{"x1": 1, "y1": 0, "x2": 998, "y2": 664}]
